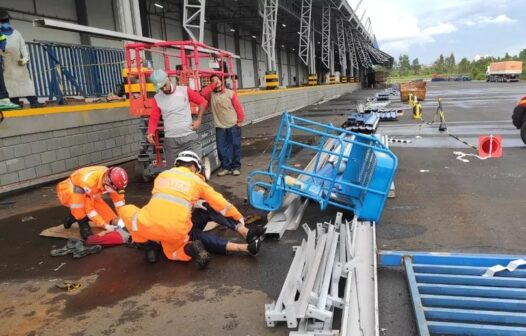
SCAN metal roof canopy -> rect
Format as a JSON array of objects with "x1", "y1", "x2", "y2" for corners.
[{"x1": 33, "y1": 18, "x2": 240, "y2": 58}]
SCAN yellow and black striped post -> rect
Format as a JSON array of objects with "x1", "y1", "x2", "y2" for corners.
[
  {"x1": 329, "y1": 75, "x2": 335, "y2": 84},
  {"x1": 341, "y1": 76, "x2": 347, "y2": 83},
  {"x1": 265, "y1": 71, "x2": 279, "y2": 90},
  {"x1": 308, "y1": 74, "x2": 317, "y2": 86}
]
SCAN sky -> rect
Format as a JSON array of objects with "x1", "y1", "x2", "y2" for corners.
[{"x1": 347, "y1": 0, "x2": 526, "y2": 64}]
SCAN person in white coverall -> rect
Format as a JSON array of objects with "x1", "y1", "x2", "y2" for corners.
[{"x1": 0, "y1": 9, "x2": 44, "y2": 108}]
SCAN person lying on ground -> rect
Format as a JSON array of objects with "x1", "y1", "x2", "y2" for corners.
[{"x1": 116, "y1": 151, "x2": 261, "y2": 268}]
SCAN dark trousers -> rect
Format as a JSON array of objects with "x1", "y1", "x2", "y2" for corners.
[
  {"x1": 190, "y1": 203, "x2": 238, "y2": 255},
  {"x1": 0, "y1": 59, "x2": 7, "y2": 99},
  {"x1": 216, "y1": 126, "x2": 241, "y2": 170}
]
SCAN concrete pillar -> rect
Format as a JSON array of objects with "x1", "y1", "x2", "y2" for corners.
[
  {"x1": 277, "y1": 47, "x2": 283, "y2": 86},
  {"x1": 75, "y1": 0, "x2": 90, "y2": 45},
  {"x1": 252, "y1": 38, "x2": 259, "y2": 88},
  {"x1": 130, "y1": 0, "x2": 143, "y2": 36},
  {"x1": 233, "y1": 26, "x2": 243, "y2": 88},
  {"x1": 115, "y1": 0, "x2": 134, "y2": 34},
  {"x1": 287, "y1": 51, "x2": 293, "y2": 86}
]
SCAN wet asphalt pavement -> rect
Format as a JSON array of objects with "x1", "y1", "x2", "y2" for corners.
[{"x1": 1, "y1": 81, "x2": 525, "y2": 336}]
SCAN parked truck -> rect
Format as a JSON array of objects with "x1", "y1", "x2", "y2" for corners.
[{"x1": 486, "y1": 61, "x2": 523, "y2": 82}]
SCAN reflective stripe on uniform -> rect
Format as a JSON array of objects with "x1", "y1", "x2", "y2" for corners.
[
  {"x1": 114, "y1": 200, "x2": 125, "y2": 207},
  {"x1": 87, "y1": 210, "x2": 98, "y2": 219},
  {"x1": 69, "y1": 203, "x2": 84, "y2": 209},
  {"x1": 131, "y1": 213, "x2": 139, "y2": 231},
  {"x1": 220, "y1": 203, "x2": 232, "y2": 215},
  {"x1": 152, "y1": 193, "x2": 192, "y2": 209},
  {"x1": 166, "y1": 168, "x2": 203, "y2": 184},
  {"x1": 82, "y1": 171, "x2": 96, "y2": 183}
]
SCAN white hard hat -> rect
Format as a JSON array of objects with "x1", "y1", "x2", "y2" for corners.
[
  {"x1": 175, "y1": 150, "x2": 202, "y2": 172},
  {"x1": 150, "y1": 69, "x2": 169, "y2": 91}
]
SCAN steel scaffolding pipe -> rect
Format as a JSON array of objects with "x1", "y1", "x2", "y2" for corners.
[
  {"x1": 308, "y1": 26, "x2": 316, "y2": 77},
  {"x1": 182, "y1": 0, "x2": 206, "y2": 42},
  {"x1": 298, "y1": 0, "x2": 313, "y2": 66},
  {"x1": 321, "y1": 4, "x2": 331, "y2": 69}
]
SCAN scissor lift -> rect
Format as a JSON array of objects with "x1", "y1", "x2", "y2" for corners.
[{"x1": 124, "y1": 40, "x2": 237, "y2": 181}]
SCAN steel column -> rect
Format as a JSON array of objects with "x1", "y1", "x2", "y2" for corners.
[
  {"x1": 336, "y1": 16, "x2": 347, "y2": 78},
  {"x1": 182, "y1": 0, "x2": 206, "y2": 42},
  {"x1": 309, "y1": 26, "x2": 316, "y2": 75},
  {"x1": 321, "y1": 5, "x2": 331, "y2": 69},
  {"x1": 298, "y1": 0, "x2": 313, "y2": 66},
  {"x1": 262, "y1": 0, "x2": 279, "y2": 71}
]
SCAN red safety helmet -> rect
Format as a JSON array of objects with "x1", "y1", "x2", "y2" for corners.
[{"x1": 103, "y1": 167, "x2": 128, "y2": 193}]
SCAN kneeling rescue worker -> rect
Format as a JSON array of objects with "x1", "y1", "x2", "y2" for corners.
[
  {"x1": 56, "y1": 166, "x2": 128, "y2": 239},
  {"x1": 117, "y1": 151, "x2": 255, "y2": 268}
]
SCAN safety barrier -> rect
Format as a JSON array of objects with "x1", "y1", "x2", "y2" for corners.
[
  {"x1": 247, "y1": 113, "x2": 398, "y2": 222},
  {"x1": 27, "y1": 42, "x2": 124, "y2": 101},
  {"x1": 308, "y1": 74, "x2": 317, "y2": 86},
  {"x1": 265, "y1": 71, "x2": 279, "y2": 89}
]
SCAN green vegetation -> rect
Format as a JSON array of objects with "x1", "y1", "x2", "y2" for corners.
[{"x1": 388, "y1": 49, "x2": 526, "y2": 81}]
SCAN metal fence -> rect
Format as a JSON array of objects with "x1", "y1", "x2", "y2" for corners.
[{"x1": 27, "y1": 42, "x2": 124, "y2": 101}]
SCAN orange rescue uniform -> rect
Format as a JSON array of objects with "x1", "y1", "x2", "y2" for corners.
[
  {"x1": 56, "y1": 166, "x2": 125, "y2": 227},
  {"x1": 118, "y1": 166, "x2": 242, "y2": 261}
]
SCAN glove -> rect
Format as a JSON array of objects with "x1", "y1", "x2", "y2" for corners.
[
  {"x1": 103, "y1": 224, "x2": 117, "y2": 232},
  {"x1": 193, "y1": 200, "x2": 207, "y2": 211},
  {"x1": 18, "y1": 58, "x2": 29, "y2": 66}
]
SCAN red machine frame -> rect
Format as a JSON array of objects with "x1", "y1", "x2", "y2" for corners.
[{"x1": 124, "y1": 40, "x2": 238, "y2": 179}]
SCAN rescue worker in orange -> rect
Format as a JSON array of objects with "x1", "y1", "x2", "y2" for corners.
[
  {"x1": 117, "y1": 151, "x2": 262, "y2": 268},
  {"x1": 56, "y1": 166, "x2": 128, "y2": 240}
]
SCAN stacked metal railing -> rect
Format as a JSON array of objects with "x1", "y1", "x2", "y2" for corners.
[{"x1": 266, "y1": 213, "x2": 378, "y2": 335}]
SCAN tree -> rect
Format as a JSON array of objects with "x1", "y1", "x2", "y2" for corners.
[
  {"x1": 458, "y1": 57, "x2": 470, "y2": 74},
  {"x1": 433, "y1": 54, "x2": 446, "y2": 74},
  {"x1": 398, "y1": 54, "x2": 411, "y2": 76},
  {"x1": 445, "y1": 53, "x2": 456, "y2": 73},
  {"x1": 411, "y1": 58, "x2": 421, "y2": 75}
]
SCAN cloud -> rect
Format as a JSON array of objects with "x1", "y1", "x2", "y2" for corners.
[
  {"x1": 478, "y1": 14, "x2": 517, "y2": 24},
  {"x1": 421, "y1": 23, "x2": 457, "y2": 36}
]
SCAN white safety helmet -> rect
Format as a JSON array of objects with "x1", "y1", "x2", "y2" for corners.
[
  {"x1": 175, "y1": 150, "x2": 202, "y2": 172},
  {"x1": 150, "y1": 69, "x2": 169, "y2": 91}
]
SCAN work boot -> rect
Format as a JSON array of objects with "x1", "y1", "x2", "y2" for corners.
[
  {"x1": 72, "y1": 241, "x2": 102, "y2": 259},
  {"x1": 50, "y1": 238, "x2": 80, "y2": 257},
  {"x1": 217, "y1": 169, "x2": 232, "y2": 176},
  {"x1": 77, "y1": 217, "x2": 93, "y2": 240},
  {"x1": 184, "y1": 240, "x2": 210, "y2": 269},
  {"x1": 64, "y1": 214, "x2": 77, "y2": 229},
  {"x1": 247, "y1": 239, "x2": 261, "y2": 256},
  {"x1": 144, "y1": 241, "x2": 160, "y2": 264},
  {"x1": 246, "y1": 226, "x2": 266, "y2": 243}
]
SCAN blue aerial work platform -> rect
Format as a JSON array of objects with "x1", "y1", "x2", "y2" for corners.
[
  {"x1": 380, "y1": 251, "x2": 526, "y2": 336},
  {"x1": 247, "y1": 112, "x2": 397, "y2": 222}
]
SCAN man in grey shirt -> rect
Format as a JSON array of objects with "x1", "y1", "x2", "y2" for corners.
[{"x1": 147, "y1": 69, "x2": 208, "y2": 168}]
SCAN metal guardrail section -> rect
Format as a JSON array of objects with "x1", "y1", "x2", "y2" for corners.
[
  {"x1": 380, "y1": 251, "x2": 526, "y2": 336},
  {"x1": 247, "y1": 112, "x2": 397, "y2": 222},
  {"x1": 27, "y1": 42, "x2": 124, "y2": 100}
]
